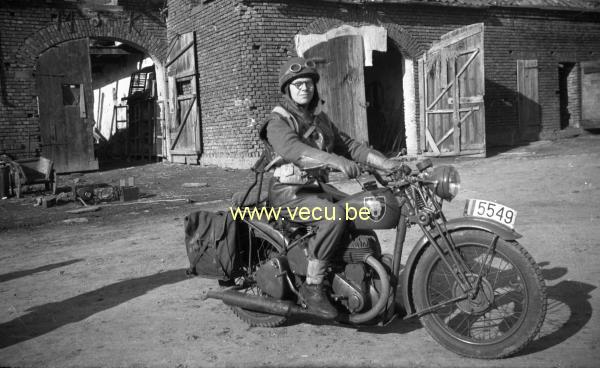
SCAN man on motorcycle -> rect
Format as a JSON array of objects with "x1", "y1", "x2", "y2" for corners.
[{"x1": 259, "y1": 57, "x2": 404, "y2": 319}]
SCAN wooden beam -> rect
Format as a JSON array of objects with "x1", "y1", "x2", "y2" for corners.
[
  {"x1": 425, "y1": 128, "x2": 440, "y2": 155},
  {"x1": 89, "y1": 47, "x2": 132, "y2": 55}
]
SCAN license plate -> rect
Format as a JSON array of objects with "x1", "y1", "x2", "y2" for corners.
[{"x1": 464, "y1": 199, "x2": 517, "y2": 229}]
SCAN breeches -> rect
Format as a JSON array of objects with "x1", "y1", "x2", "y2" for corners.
[{"x1": 273, "y1": 188, "x2": 346, "y2": 261}]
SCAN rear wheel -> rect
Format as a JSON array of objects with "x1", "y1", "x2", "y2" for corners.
[
  {"x1": 412, "y1": 229, "x2": 546, "y2": 358},
  {"x1": 228, "y1": 238, "x2": 288, "y2": 328}
]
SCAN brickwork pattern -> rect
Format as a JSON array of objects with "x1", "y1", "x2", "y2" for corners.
[
  {"x1": 169, "y1": 0, "x2": 598, "y2": 166},
  {"x1": 3, "y1": 0, "x2": 599, "y2": 166},
  {"x1": 0, "y1": 1, "x2": 167, "y2": 159}
]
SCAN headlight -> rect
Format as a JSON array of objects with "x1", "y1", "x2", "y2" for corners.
[{"x1": 425, "y1": 165, "x2": 461, "y2": 201}]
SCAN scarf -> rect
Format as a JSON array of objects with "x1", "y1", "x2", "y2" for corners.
[{"x1": 278, "y1": 94, "x2": 315, "y2": 132}]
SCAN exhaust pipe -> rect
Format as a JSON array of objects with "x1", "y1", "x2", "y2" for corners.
[{"x1": 203, "y1": 289, "x2": 333, "y2": 319}]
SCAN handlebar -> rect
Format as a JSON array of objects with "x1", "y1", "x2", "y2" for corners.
[{"x1": 302, "y1": 161, "x2": 416, "y2": 188}]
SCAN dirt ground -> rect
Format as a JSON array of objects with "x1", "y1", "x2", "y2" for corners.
[{"x1": 1, "y1": 131, "x2": 599, "y2": 367}]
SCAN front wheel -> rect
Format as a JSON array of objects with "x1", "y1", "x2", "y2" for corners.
[{"x1": 412, "y1": 229, "x2": 546, "y2": 359}]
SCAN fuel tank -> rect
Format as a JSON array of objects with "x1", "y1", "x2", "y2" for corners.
[{"x1": 339, "y1": 188, "x2": 400, "y2": 230}]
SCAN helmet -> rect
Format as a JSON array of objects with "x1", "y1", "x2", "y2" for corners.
[{"x1": 278, "y1": 57, "x2": 320, "y2": 93}]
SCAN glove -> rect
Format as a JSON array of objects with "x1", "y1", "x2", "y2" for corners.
[
  {"x1": 365, "y1": 151, "x2": 406, "y2": 172},
  {"x1": 329, "y1": 155, "x2": 361, "y2": 179}
]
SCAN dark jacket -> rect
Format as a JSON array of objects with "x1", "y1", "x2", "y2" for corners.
[{"x1": 261, "y1": 97, "x2": 372, "y2": 206}]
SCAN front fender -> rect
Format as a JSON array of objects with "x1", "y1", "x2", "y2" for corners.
[{"x1": 401, "y1": 217, "x2": 521, "y2": 315}]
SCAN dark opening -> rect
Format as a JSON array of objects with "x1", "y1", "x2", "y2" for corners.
[
  {"x1": 89, "y1": 39, "x2": 158, "y2": 167},
  {"x1": 364, "y1": 39, "x2": 405, "y2": 156},
  {"x1": 62, "y1": 84, "x2": 81, "y2": 106},
  {"x1": 558, "y1": 62, "x2": 577, "y2": 130}
]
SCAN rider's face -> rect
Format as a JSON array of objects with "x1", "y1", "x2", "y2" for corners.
[{"x1": 289, "y1": 77, "x2": 314, "y2": 106}]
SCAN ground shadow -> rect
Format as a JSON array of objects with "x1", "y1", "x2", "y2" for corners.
[
  {"x1": 516, "y1": 262, "x2": 595, "y2": 356},
  {"x1": 0, "y1": 268, "x2": 188, "y2": 349},
  {"x1": 0, "y1": 259, "x2": 83, "y2": 283},
  {"x1": 583, "y1": 128, "x2": 600, "y2": 134},
  {"x1": 284, "y1": 285, "x2": 422, "y2": 335},
  {"x1": 97, "y1": 158, "x2": 160, "y2": 172}
]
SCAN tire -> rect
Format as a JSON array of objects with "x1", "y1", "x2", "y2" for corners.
[
  {"x1": 412, "y1": 229, "x2": 546, "y2": 359},
  {"x1": 229, "y1": 237, "x2": 288, "y2": 328}
]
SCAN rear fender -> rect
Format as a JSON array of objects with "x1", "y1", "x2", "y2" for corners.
[
  {"x1": 243, "y1": 219, "x2": 287, "y2": 252},
  {"x1": 401, "y1": 217, "x2": 522, "y2": 315}
]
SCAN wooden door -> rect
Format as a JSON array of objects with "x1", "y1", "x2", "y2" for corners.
[
  {"x1": 517, "y1": 60, "x2": 541, "y2": 141},
  {"x1": 419, "y1": 23, "x2": 486, "y2": 156},
  {"x1": 166, "y1": 32, "x2": 201, "y2": 164},
  {"x1": 36, "y1": 38, "x2": 98, "y2": 173},
  {"x1": 581, "y1": 60, "x2": 600, "y2": 128},
  {"x1": 303, "y1": 35, "x2": 369, "y2": 142}
]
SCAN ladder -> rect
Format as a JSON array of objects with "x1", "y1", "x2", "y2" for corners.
[{"x1": 128, "y1": 72, "x2": 148, "y2": 95}]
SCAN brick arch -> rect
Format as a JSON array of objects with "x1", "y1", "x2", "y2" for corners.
[
  {"x1": 16, "y1": 17, "x2": 167, "y2": 67},
  {"x1": 292, "y1": 17, "x2": 423, "y2": 156},
  {"x1": 293, "y1": 17, "x2": 425, "y2": 59}
]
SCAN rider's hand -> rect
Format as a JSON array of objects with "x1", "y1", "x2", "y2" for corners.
[
  {"x1": 330, "y1": 155, "x2": 361, "y2": 179},
  {"x1": 379, "y1": 158, "x2": 403, "y2": 171}
]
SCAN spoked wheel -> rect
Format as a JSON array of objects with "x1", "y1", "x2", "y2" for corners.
[
  {"x1": 228, "y1": 238, "x2": 288, "y2": 328},
  {"x1": 412, "y1": 229, "x2": 546, "y2": 359}
]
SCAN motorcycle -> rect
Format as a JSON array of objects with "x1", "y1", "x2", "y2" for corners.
[{"x1": 202, "y1": 159, "x2": 547, "y2": 359}]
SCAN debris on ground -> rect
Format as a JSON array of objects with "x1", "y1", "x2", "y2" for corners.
[
  {"x1": 182, "y1": 182, "x2": 208, "y2": 188},
  {"x1": 62, "y1": 217, "x2": 89, "y2": 223}
]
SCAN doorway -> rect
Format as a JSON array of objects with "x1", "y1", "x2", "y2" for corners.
[
  {"x1": 89, "y1": 39, "x2": 161, "y2": 166},
  {"x1": 364, "y1": 39, "x2": 405, "y2": 156},
  {"x1": 558, "y1": 62, "x2": 580, "y2": 129}
]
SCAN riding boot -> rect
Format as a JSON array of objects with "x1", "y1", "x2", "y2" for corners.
[{"x1": 300, "y1": 259, "x2": 338, "y2": 319}]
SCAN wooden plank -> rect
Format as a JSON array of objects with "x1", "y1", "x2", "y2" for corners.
[
  {"x1": 424, "y1": 48, "x2": 478, "y2": 112},
  {"x1": 418, "y1": 57, "x2": 426, "y2": 154},
  {"x1": 425, "y1": 128, "x2": 440, "y2": 155},
  {"x1": 429, "y1": 23, "x2": 484, "y2": 53},
  {"x1": 428, "y1": 106, "x2": 480, "y2": 114},
  {"x1": 165, "y1": 40, "x2": 194, "y2": 68},
  {"x1": 436, "y1": 127, "x2": 454, "y2": 147},
  {"x1": 517, "y1": 59, "x2": 540, "y2": 141},
  {"x1": 448, "y1": 96, "x2": 483, "y2": 104},
  {"x1": 304, "y1": 35, "x2": 368, "y2": 142},
  {"x1": 452, "y1": 55, "x2": 460, "y2": 155}
]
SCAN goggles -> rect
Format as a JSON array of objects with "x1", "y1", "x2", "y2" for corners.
[
  {"x1": 289, "y1": 80, "x2": 314, "y2": 90},
  {"x1": 288, "y1": 60, "x2": 316, "y2": 73}
]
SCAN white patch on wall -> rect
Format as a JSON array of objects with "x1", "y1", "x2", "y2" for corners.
[
  {"x1": 295, "y1": 25, "x2": 387, "y2": 67},
  {"x1": 403, "y1": 58, "x2": 417, "y2": 156}
]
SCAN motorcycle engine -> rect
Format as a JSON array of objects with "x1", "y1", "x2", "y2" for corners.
[
  {"x1": 330, "y1": 232, "x2": 382, "y2": 313},
  {"x1": 341, "y1": 232, "x2": 381, "y2": 263}
]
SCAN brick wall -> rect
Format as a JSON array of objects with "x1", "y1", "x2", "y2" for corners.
[
  {"x1": 166, "y1": 0, "x2": 599, "y2": 167},
  {"x1": 0, "y1": 0, "x2": 166, "y2": 160},
  {"x1": 3, "y1": 0, "x2": 598, "y2": 165}
]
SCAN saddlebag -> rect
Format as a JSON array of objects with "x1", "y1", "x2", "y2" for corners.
[{"x1": 184, "y1": 210, "x2": 240, "y2": 280}]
